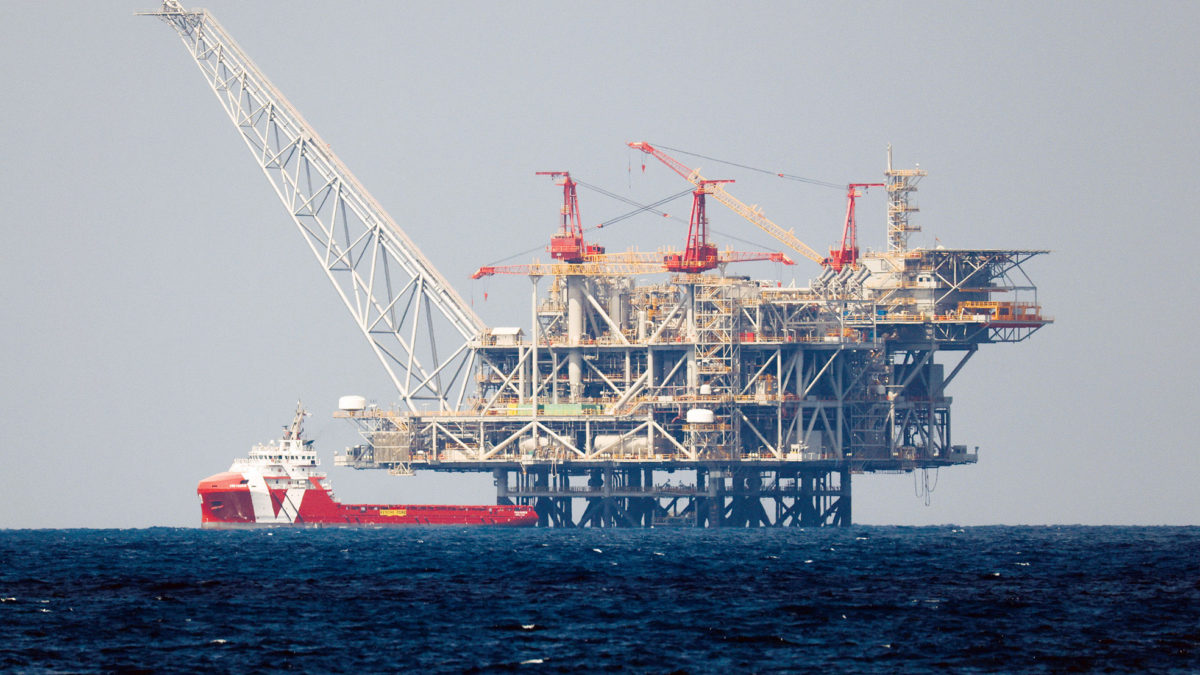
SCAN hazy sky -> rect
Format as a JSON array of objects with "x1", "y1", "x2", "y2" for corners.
[{"x1": 2, "y1": 1, "x2": 1197, "y2": 528}]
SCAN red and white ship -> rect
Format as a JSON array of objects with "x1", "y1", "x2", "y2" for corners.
[{"x1": 198, "y1": 405, "x2": 537, "y2": 528}]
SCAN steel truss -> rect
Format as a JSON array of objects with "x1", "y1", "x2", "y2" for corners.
[
  {"x1": 493, "y1": 465, "x2": 851, "y2": 527},
  {"x1": 146, "y1": 2, "x2": 483, "y2": 411},
  {"x1": 334, "y1": 273, "x2": 1000, "y2": 526}
]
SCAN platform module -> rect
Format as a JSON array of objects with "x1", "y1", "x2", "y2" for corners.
[{"x1": 335, "y1": 244, "x2": 1047, "y2": 526}]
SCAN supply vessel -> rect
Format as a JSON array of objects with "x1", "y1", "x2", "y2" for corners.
[{"x1": 197, "y1": 405, "x2": 538, "y2": 528}]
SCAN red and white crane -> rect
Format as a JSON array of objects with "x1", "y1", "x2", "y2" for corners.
[
  {"x1": 473, "y1": 173, "x2": 791, "y2": 279},
  {"x1": 539, "y1": 171, "x2": 606, "y2": 263},
  {"x1": 827, "y1": 183, "x2": 884, "y2": 271},
  {"x1": 629, "y1": 141, "x2": 826, "y2": 266},
  {"x1": 665, "y1": 180, "x2": 728, "y2": 273}
]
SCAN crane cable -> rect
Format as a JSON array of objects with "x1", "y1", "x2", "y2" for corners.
[
  {"x1": 575, "y1": 181, "x2": 692, "y2": 227},
  {"x1": 481, "y1": 185, "x2": 693, "y2": 267},
  {"x1": 577, "y1": 180, "x2": 791, "y2": 256},
  {"x1": 483, "y1": 175, "x2": 797, "y2": 268},
  {"x1": 914, "y1": 466, "x2": 940, "y2": 506},
  {"x1": 648, "y1": 142, "x2": 846, "y2": 191}
]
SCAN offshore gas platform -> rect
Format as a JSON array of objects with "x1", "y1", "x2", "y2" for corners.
[{"x1": 146, "y1": 1, "x2": 1050, "y2": 527}]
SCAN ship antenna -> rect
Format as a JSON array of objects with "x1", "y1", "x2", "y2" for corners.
[{"x1": 289, "y1": 400, "x2": 305, "y2": 440}]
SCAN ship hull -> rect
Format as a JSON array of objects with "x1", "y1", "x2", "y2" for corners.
[{"x1": 198, "y1": 472, "x2": 537, "y2": 528}]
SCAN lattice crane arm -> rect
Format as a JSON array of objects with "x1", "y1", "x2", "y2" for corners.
[
  {"x1": 628, "y1": 142, "x2": 827, "y2": 266},
  {"x1": 144, "y1": 1, "x2": 484, "y2": 411}
]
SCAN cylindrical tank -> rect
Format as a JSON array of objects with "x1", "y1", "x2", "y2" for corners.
[
  {"x1": 567, "y1": 276, "x2": 583, "y2": 399},
  {"x1": 699, "y1": 384, "x2": 713, "y2": 396},
  {"x1": 609, "y1": 288, "x2": 626, "y2": 331},
  {"x1": 686, "y1": 408, "x2": 715, "y2": 424},
  {"x1": 593, "y1": 434, "x2": 653, "y2": 455},
  {"x1": 338, "y1": 395, "x2": 367, "y2": 411},
  {"x1": 518, "y1": 437, "x2": 551, "y2": 453}
]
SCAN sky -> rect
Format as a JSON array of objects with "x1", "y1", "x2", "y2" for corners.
[{"x1": 1, "y1": 1, "x2": 1197, "y2": 528}]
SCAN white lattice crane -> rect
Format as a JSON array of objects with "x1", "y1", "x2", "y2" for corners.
[
  {"x1": 143, "y1": 1, "x2": 483, "y2": 412},
  {"x1": 828, "y1": 183, "x2": 884, "y2": 271}
]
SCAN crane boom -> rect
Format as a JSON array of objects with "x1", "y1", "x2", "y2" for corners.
[
  {"x1": 628, "y1": 142, "x2": 827, "y2": 266},
  {"x1": 144, "y1": 1, "x2": 483, "y2": 412},
  {"x1": 472, "y1": 248, "x2": 792, "y2": 279}
]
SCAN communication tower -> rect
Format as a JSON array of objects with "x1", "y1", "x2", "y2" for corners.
[{"x1": 886, "y1": 144, "x2": 927, "y2": 253}]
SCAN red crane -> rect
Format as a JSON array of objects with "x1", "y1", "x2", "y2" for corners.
[
  {"x1": 472, "y1": 171, "x2": 793, "y2": 279},
  {"x1": 629, "y1": 141, "x2": 827, "y2": 266},
  {"x1": 827, "y1": 182, "x2": 884, "y2": 271},
  {"x1": 664, "y1": 180, "x2": 731, "y2": 273},
  {"x1": 538, "y1": 171, "x2": 604, "y2": 263}
]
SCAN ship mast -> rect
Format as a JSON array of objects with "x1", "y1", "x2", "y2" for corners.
[{"x1": 284, "y1": 402, "x2": 307, "y2": 441}]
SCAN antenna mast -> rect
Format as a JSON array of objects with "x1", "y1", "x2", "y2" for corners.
[{"x1": 885, "y1": 144, "x2": 927, "y2": 253}]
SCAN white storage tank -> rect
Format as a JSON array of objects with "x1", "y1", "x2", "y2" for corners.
[
  {"x1": 593, "y1": 434, "x2": 654, "y2": 455},
  {"x1": 338, "y1": 395, "x2": 367, "y2": 411},
  {"x1": 686, "y1": 408, "x2": 715, "y2": 424},
  {"x1": 518, "y1": 437, "x2": 551, "y2": 454}
]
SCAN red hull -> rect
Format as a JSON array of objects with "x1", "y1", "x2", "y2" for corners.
[{"x1": 198, "y1": 472, "x2": 537, "y2": 528}]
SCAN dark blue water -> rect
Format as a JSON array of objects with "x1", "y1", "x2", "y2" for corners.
[{"x1": 2, "y1": 527, "x2": 1197, "y2": 673}]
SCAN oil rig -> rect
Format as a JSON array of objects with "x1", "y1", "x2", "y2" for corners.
[{"x1": 146, "y1": 2, "x2": 1050, "y2": 527}]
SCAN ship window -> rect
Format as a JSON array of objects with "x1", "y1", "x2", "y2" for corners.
[{"x1": 239, "y1": 479, "x2": 248, "y2": 484}]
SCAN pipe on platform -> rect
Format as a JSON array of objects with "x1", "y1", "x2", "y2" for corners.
[{"x1": 567, "y1": 275, "x2": 583, "y2": 400}]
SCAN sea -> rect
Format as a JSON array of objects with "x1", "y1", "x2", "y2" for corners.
[{"x1": 1, "y1": 526, "x2": 1197, "y2": 673}]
